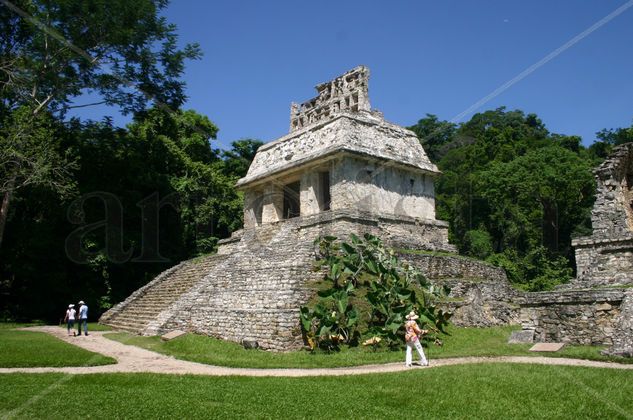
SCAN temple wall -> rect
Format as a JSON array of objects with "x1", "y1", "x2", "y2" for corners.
[
  {"x1": 330, "y1": 156, "x2": 436, "y2": 220},
  {"x1": 570, "y1": 143, "x2": 633, "y2": 288},
  {"x1": 590, "y1": 143, "x2": 633, "y2": 237},
  {"x1": 573, "y1": 237, "x2": 633, "y2": 285},
  {"x1": 143, "y1": 213, "x2": 503, "y2": 350},
  {"x1": 516, "y1": 290, "x2": 626, "y2": 345},
  {"x1": 400, "y1": 253, "x2": 519, "y2": 327}
]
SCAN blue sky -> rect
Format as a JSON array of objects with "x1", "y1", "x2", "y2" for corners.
[{"x1": 76, "y1": 1, "x2": 633, "y2": 150}]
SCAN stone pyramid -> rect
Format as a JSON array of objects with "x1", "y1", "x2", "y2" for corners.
[{"x1": 100, "y1": 66, "x2": 491, "y2": 350}]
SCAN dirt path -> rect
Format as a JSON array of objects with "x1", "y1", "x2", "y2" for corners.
[{"x1": 1, "y1": 326, "x2": 632, "y2": 377}]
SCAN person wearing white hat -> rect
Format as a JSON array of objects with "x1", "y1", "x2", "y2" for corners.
[
  {"x1": 63, "y1": 304, "x2": 76, "y2": 336},
  {"x1": 77, "y1": 300, "x2": 88, "y2": 336},
  {"x1": 404, "y1": 310, "x2": 428, "y2": 367}
]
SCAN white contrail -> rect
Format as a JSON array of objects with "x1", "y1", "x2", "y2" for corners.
[{"x1": 450, "y1": 0, "x2": 633, "y2": 123}]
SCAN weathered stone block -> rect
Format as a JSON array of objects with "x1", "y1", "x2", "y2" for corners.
[
  {"x1": 529, "y1": 343, "x2": 565, "y2": 352},
  {"x1": 161, "y1": 330, "x2": 186, "y2": 341},
  {"x1": 508, "y1": 329, "x2": 535, "y2": 344},
  {"x1": 242, "y1": 340, "x2": 259, "y2": 349}
]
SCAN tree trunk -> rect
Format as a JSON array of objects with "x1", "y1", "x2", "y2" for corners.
[{"x1": 0, "y1": 176, "x2": 16, "y2": 250}]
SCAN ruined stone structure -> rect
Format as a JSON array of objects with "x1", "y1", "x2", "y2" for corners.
[
  {"x1": 102, "y1": 66, "x2": 519, "y2": 349},
  {"x1": 515, "y1": 144, "x2": 633, "y2": 354},
  {"x1": 607, "y1": 290, "x2": 633, "y2": 357},
  {"x1": 399, "y1": 253, "x2": 519, "y2": 327},
  {"x1": 572, "y1": 143, "x2": 633, "y2": 287},
  {"x1": 289, "y1": 66, "x2": 370, "y2": 132},
  {"x1": 516, "y1": 289, "x2": 624, "y2": 345},
  {"x1": 234, "y1": 66, "x2": 450, "y2": 250}
]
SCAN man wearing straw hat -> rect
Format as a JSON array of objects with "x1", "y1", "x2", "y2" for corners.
[{"x1": 404, "y1": 310, "x2": 429, "y2": 367}]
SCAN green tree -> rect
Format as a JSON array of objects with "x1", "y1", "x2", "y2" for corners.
[
  {"x1": 1, "y1": 0, "x2": 199, "y2": 115},
  {"x1": 596, "y1": 124, "x2": 633, "y2": 146},
  {"x1": 221, "y1": 139, "x2": 263, "y2": 179},
  {"x1": 0, "y1": 0, "x2": 200, "y2": 248},
  {"x1": 476, "y1": 146, "x2": 593, "y2": 290},
  {"x1": 462, "y1": 229, "x2": 493, "y2": 260},
  {"x1": 126, "y1": 108, "x2": 244, "y2": 253},
  {"x1": 477, "y1": 146, "x2": 594, "y2": 253},
  {"x1": 0, "y1": 107, "x2": 259, "y2": 321},
  {"x1": 410, "y1": 108, "x2": 598, "y2": 290},
  {"x1": 0, "y1": 107, "x2": 76, "y2": 248},
  {"x1": 407, "y1": 114, "x2": 457, "y2": 162},
  {"x1": 587, "y1": 120, "x2": 633, "y2": 160}
]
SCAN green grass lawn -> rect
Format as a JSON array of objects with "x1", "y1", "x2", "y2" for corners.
[
  {"x1": 105, "y1": 325, "x2": 632, "y2": 369},
  {"x1": 0, "y1": 322, "x2": 46, "y2": 330},
  {"x1": 1, "y1": 364, "x2": 632, "y2": 419},
  {"x1": 0, "y1": 329, "x2": 115, "y2": 368},
  {"x1": 428, "y1": 325, "x2": 633, "y2": 364}
]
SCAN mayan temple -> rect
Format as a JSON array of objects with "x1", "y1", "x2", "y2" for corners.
[{"x1": 100, "y1": 66, "x2": 515, "y2": 349}]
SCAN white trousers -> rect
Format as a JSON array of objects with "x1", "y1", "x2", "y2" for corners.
[{"x1": 406, "y1": 339, "x2": 428, "y2": 366}]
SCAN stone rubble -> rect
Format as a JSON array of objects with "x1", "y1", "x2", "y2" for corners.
[{"x1": 571, "y1": 143, "x2": 633, "y2": 288}]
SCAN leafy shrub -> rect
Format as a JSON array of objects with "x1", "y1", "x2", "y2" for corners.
[
  {"x1": 300, "y1": 234, "x2": 451, "y2": 351},
  {"x1": 463, "y1": 229, "x2": 493, "y2": 259},
  {"x1": 487, "y1": 247, "x2": 572, "y2": 291}
]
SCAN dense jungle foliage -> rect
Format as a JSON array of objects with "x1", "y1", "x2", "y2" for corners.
[{"x1": 409, "y1": 110, "x2": 633, "y2": 291}]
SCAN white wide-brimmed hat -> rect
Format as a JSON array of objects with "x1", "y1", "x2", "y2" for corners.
[
  {"x1": 78, "y1": 300, "x2": 85, "y2": 305},
  {"x1": 406, "y1": 311, "x2": 419, "y2": 320},
  {"x1": 68, "y1": 304, "x2": 74, "y2": 308}
]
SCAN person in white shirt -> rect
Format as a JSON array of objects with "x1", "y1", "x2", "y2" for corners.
[
  {"x1": 63, "y1": 304, "x2": 76, "y2": 336},
  {"x1": 77, "y1": 300, "x2": 88, "y2": 336}
]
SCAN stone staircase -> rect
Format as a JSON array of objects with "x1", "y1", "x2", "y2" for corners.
[
  {"x1": 100, "y1": 254, "x2": 227, "y2": 334},
  {"x1": 140, "y1": 220, "x2": 319, "y2": 350}
]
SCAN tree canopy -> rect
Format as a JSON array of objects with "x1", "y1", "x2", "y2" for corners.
[
  {"x1": 0, "y1": 109, "x2": 260, "y2": 320},
  {"x1": 0, "y1": 0, "x2": 261, "y2": 321},
  {"x1": 0, "y1": 0, "x2": 202, "y2": 248},
  {"x1": 1, "y1": 0, "x2": 200, "y2": 115},
  {"x1": 409, "y1": 107, "x2": 608, "y2": 291}
]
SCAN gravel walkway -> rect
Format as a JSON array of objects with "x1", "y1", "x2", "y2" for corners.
[{"x1": 1, "y1": 326, "x2": 632, "y2": 377}]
